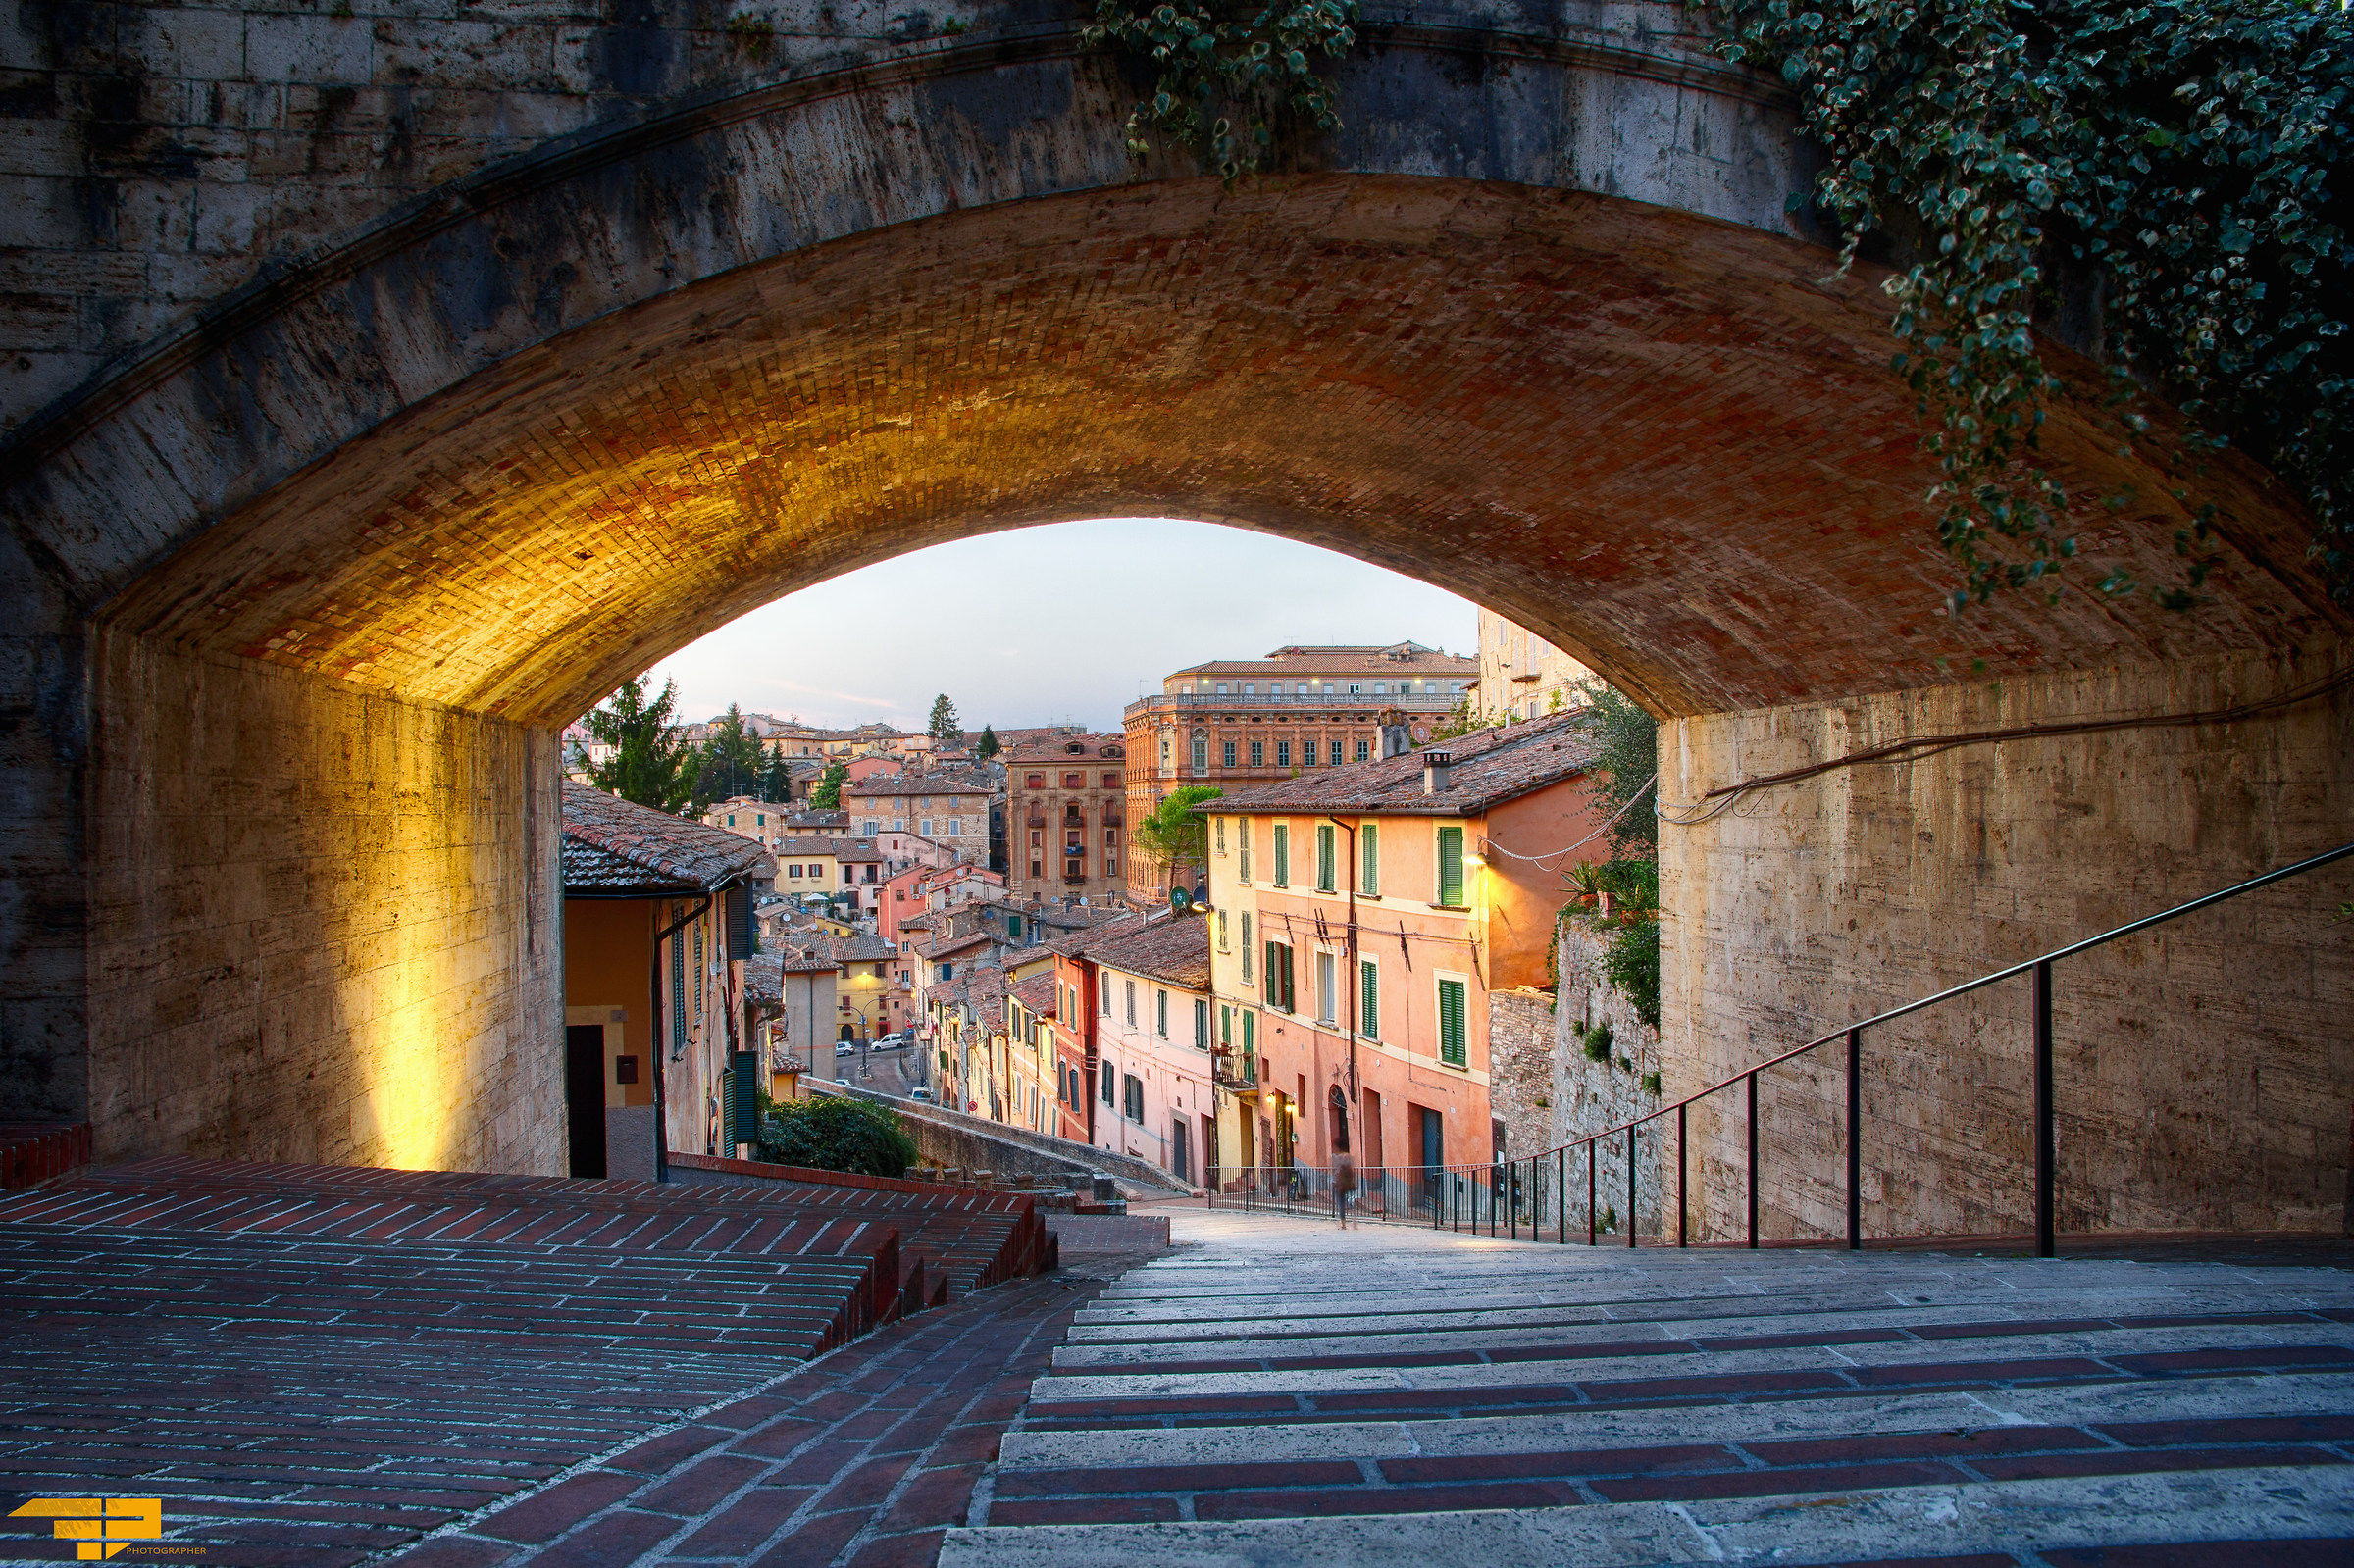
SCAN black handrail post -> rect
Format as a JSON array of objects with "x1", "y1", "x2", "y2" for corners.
[
  {"x1": 1626, "y1": 1126, "x2": 1638, "y2": 1248},
  {"x1": 1676, "y1": 1102, "x2": 1688, "y2": 1247},
  {"x1": 1586, "y1": 1139, "x2": 1596, "y2": 1246},
  {"x1": 1746, "y1": 1070, "x2": 1760, "y2": 1249},
  {"x1": 1558, "y1": 1145, "x2": 1566, "y2": 1244},
  {"x1": 2035, "y1": 957, "x2": 2056, "y2": 1259},
  {"x1": 1846, "y1": 1027, "x2": 1862, "y2": 1252}
]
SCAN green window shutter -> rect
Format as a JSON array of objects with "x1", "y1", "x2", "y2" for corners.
[
  {"x1": 1360, "y1": 960, "x2": 1379, "y2": 1040},
  {"x1": 1263, "y1": 941, "x2": 1278, "y2": 1004},
  {"x1": 1438, "y1": 827, "x2": 1464, "y2": 906},
  {"x1": 1438, "y1": 979, "x2": 1467, "y2": 1066},
  {"x1": 729, "y1": 1050, "x2": 759, "y2": 1146},
  {"x1": 1361, "y1": 823, "x2": 1379, "y2": 896},
  {"x1": 670, "y1": 924, "x2": 687, "y2": 1048},
  {"x1": 1273, "y1": 825, "x2": 1288, "y2": 886},
  {"x1": 1221, "y1": 1005, "x2": 1232, "y2": 1046},
  {"x1": 1243, "y1": 1009, "x2": 1254, "y2": 1054},
  {"x1": 1316, "y1": 827, "x2": 1334, "y2": 891}
]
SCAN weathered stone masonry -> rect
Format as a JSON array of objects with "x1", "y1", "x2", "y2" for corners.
[{"x1": 0, "y1": 0, "x2": 2344, "y2": 1208}]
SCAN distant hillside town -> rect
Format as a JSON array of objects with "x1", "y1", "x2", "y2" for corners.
[{"x1": 555, "y1": 615, "x2": 1653, "y2": 1210}]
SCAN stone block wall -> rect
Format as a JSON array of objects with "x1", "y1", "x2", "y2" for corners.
[
  {"x1": 1662, "y1": 638, "x2": 2354, "y2": 1244},
  {"x1": 1490, "y1": 925, "x2": 1670, "y2": 1237},
  {"x1": 0, "y1": 0, "x2": 1725, "y2": 438},
  {"x1": 84, "y1": 629, "x2": 563, "y2": 1173}
]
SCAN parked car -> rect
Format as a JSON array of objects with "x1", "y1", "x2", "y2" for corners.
[
  {"x1": 834, "y1": 1039, "x2": 856, "y2": 1055},
  {"x1": 907, "y1": 1087, "x2": 932, "y2": 1103},
  {"x1": 871, "y1": 1032, "x2": 910, "y2": 1051}
]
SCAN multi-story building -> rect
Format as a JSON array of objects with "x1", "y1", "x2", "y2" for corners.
[
  {"x1": 1004, "y1": 973, "x2": 1061, "y2": 1138},
  {"x1": 1003, "y1": 733, "x2": 1128, "y2": 903},
  {"x1": 1074, "y1": 915, "x2": 1215, "y2": 1186},
  {"x1": 844, "y1": 771, "x2": 995, "y2": 866},
  {"x1": 1471, "y1": 610, "x2": 1596, "y2": 724},
  {"x1": 1200, "y1": 710, "x2": 1606, "y2": 1194},
  {"x1": 1122, "y1": 642, "x2": 1476, "y2": 899},
  {"x1": 559, "y1": 783, "x2": 771, "y2": 1178}
]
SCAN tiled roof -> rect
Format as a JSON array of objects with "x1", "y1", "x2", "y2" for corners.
[
  {"x1": 958, "y1": 965, "x2": 1007, "y2": 1017},
  {"x1": 1046, "y1": 911, "x2": 1150, "y2": 960},
  {"x1": 1008, "y1": 972, "x2": 1058, "y2": 1016},
  {"x1": 843, "y1": 772, "x2": 996, "y2": 798},
  {"x1": 767, "y1": 836, "x2": 854, "y2": 856},
  {"x1": 1037, "y1": 904, "x2": 1137, "y2": 934},
  {"x1": 561, "y1": 782, "x2": 772, "y2": 893},
  {"x1": 1087, "y1": 914, "x2": 1213, "y2": 991},
  {"x1": 826, "y1": 933, "x2": 899, "y2": 965},
  {"x1": 1170, "y1": 642, "x2": 1474, "y2": 679},
  {"x1": 1000, "y1": 733, "x2": 1124, "y2": 761},
  {"x1": 918, "y1": 929, "x2": 995, "y2": 960},
  {"x1": 1199, "y1": 710, "x2": 1599, "y2": 817}
]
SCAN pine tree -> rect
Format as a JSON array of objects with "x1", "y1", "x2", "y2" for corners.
[
  {"x1": 584, "y1": 676, "x2": 699, "y2": 815},
  {"x1": 974, "y1": 725, "x2": 999, "y2": 760},
  {"x1": 692, "y1": 704, "x2": 766, "y2": 811},
  {"x1": 810, "y1": 760, "x2": 850, "y2": 809},
  {"x1": 926, "y1": 693, "x2": 962, "y2": 743},
  {"x1": 759, "y1": 748, "x2": 792, "y2": 801}
]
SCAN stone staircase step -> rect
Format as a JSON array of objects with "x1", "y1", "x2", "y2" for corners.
[
  {"x1": 952, "y1": 1210, "x2": 2354, "y2": 1563},
  {"x1": 943, "y1": 1465, "x2": 2354, "y2": 1566},
  {"x1": 997, "y1": 1371, "x2": 2354, "y2": 1472}
]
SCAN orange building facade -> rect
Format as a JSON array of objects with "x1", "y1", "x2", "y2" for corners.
[
  {"x1": 1123, "y1": 642, "x2": 1475, "y2": 900},
  {"x1": 1200, "y1": 712, "x2": 1606, "y2": 1195}
]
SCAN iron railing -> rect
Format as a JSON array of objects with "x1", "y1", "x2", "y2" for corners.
[{"x1": 1211, "y1": 841, "x2": 2354, "y2": 1255}]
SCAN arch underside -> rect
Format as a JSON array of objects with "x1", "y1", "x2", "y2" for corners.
[{"x1": 89, "y1": 175, "x2": 2338, "y2": 724}]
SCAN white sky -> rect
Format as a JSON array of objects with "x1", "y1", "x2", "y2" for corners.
[{"x1": 640, "y1": 518, "x2": 1479, "y2": 733}]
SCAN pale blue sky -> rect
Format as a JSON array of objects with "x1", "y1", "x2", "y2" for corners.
[{"x1": 644, "y1": 518, "x2": 1479, "y2": 733}]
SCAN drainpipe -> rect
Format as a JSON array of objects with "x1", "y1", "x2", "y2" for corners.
[{"x1": 1324, "y1": 818, "x2": 1359, "y2": 1159}]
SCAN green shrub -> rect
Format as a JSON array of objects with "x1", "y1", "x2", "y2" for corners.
[
  {"x1": 755, "y1": 1095, "x2": 918, "y2": 1179},
  {"x1": 1603, "y1": 921, "x2": 1661, "y2": 1032},
  {"x1": 1582, "y1": 1019, "x2": 1614, "y2": 1064}
]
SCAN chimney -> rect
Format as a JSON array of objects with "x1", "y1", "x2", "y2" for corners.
[
  {"x1": 1422, "y1": 750, "x2": 1453, "y2": 794},
  {"x1": 1378, "y1": 705, "x2": 1413, "y2": 759}
]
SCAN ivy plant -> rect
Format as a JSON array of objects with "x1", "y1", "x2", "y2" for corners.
[
  {"x1": 1081, "y1": 0, "x2": 1357, "y2": 179},
  {"x1": 1713, "y1": 0, "x2": 2352, "y2": 611}
]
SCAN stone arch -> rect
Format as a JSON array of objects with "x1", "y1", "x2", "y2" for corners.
[{"x1": 0, "y1": 3, "x2": 2343, "y2": 1232}]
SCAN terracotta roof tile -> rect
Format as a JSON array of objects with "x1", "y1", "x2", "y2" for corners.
[
  {"x1": 562, "y1": 782, "x2": 771, "y2": 892},
  {"x1": 1199, "y1": 710, "x2": 1599, "y2": 817},
  {"x1": 1085, "y1": 915, "x2": 1212, "y2": 991}
]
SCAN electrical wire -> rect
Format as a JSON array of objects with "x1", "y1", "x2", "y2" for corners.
[
  {"x1": 1654, "y1": 663, "x2": 2354, "y2": 824},
  {"x1": 1483, "y1": 773, "x2": 1658, "y2": 867}
]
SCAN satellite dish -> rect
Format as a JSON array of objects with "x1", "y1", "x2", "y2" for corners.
[
  {"x1": 1192, "y1": 882, "x2": 1210, "y2": 908},
  {"x1": 1169, "y1": 886, "x2": 1194, "y2": 915}
]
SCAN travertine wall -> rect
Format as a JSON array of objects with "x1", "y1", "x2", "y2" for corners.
[
  {"x1": 1490, "y1": 929, "x2": 1670, "y2": 1236},
  {"x1": 85, "y1": 629, "x2": 563, "y2": 1173},
  {"x1": 1663, "y1": 638, "x2": 2354, "y2": 1241}
]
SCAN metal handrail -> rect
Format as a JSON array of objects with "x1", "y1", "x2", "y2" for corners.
[{"x1": 1534, "y1": 840, "x2": 2354, "y2": 1258}]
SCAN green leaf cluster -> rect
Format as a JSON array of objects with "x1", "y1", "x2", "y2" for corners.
[
  {"x1": 1715, "y1": 0, "x2": 2353, "y2": 610},
  {"x1": 1082, "y1": 0, "x2": 1359, "y2": 178},
  {"x1": 754, "y1": 1093, "x2": 920, "y2": 1178},
  {"x1": 1134, "y1": 784, "x2": 1224, "y2": 887},
  {"x1": 810, "y1": 759, "x2": 850, "y2": 810},
  {"x1": 693, "y1": 704, "x2": 768, "y2": 812},
  {"x1": 584, "y1": 676, "x2": 699, "y2": 816},
  {"x1": 927, "y1": 694, "x2": 964, "y2": 744}
]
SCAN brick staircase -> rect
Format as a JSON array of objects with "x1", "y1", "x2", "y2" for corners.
[
  {"x1": 943, "y1": 1212, "x2": 2354, "y2": 1566},
  {"x1": 0, "y1": 1157, "x2": 1048, "y2": 1564}
]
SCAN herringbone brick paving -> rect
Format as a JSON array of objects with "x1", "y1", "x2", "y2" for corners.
[
  {"x1": 378, "y1": 1257, "x2": 1148, "y2": 1568},
  {"x1": 0, "y1": 1160, "x2": 1066, "y2": 1565}
]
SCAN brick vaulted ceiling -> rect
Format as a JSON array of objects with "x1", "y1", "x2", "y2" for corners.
[{"x1": 81, "y1": 176, "x2": 2341, "y2": 723}]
